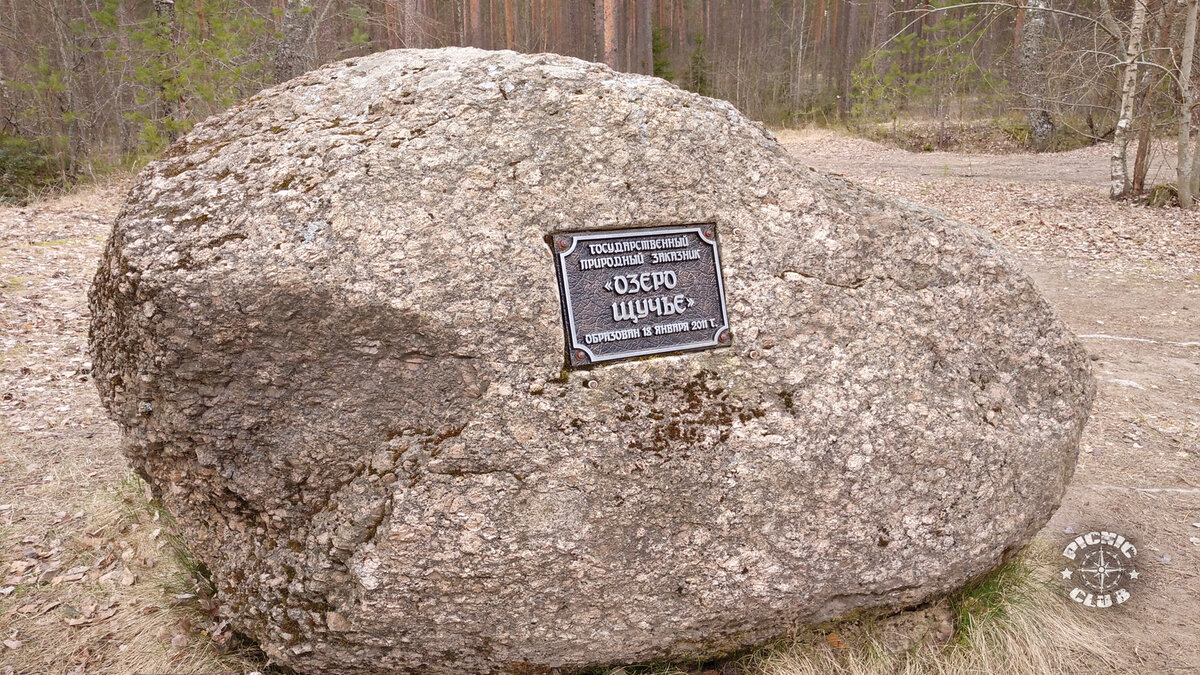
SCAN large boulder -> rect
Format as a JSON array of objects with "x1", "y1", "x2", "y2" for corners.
[{"x1": 89, "y1": 48, "x2": 1093, "y2": 673}]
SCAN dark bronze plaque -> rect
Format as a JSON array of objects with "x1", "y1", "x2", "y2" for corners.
[{"x1": 552, "y1": 224, "x2": 731, "y2": 366}]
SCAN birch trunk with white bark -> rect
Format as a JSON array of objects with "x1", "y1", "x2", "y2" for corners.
[
  {"x1": 403, "y1": 0, "x2": 420, "y2": 48},
  {"x1": 1177, "y1": 0, "x2": 1199, "y2": 207},
  {"x1": 1019, "y1": 0, "x2": 1054, "y2": 151},
  {"x1": 1111, "y1": 0, "x2": 1148, "y2": 199},
  {"x1": 276, "y1": 0, "x2": 316, "y2": 82}
]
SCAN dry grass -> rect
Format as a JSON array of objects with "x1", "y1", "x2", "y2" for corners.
[
  {"x1": 603, "y1": 542, "x2": 1122, "y2": 675},
  {"x1": 748, "y1": 544, "x2": 1122, "y2": 675},
  {"x1": 1, "y1": 474, "x2": 272, "y2": 674}
]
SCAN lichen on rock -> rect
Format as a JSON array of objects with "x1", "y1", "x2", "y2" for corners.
[{"x1": 88, "y1": 47, "x2": 1093, "y2": 674}]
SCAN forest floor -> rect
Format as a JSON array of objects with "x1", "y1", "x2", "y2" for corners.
[{"x1": 0, "y1": 132, "x2": 1198, "y2": 673}]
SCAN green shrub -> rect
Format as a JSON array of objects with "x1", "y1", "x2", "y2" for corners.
[
  {"x1": 852, "y1": 2, "x2": 1007, "y2": 126},
  {"x1": 0, "y1": 134, "x2": 59, "y2": 203}
]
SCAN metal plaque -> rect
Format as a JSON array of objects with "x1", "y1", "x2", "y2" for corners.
[{"x1": 551, "y1": 224, "x2": 731, "y2": 367}]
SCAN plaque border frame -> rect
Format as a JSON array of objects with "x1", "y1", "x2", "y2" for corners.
[{"x1": 551, "y1": 223, "x2": 731, "y2": 367}]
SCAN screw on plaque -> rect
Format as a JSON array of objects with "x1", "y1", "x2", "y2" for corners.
[
  {"x1": 702, "y1": 225, "x2": 715, "y2": 241},
  {"x1": 555, "y1": 236, "x2": 572, "y2": 251},
  {"x1": 718, "y1": 330, "x2": 731, "y2": 344},
  {"x1": 573, "y1": 349, "x2": 588, "y2": 363}
]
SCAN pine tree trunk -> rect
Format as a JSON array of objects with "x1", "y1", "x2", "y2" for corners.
[
  {"x1": 469, "y1": 0, "x2": 483, "y2": 46},
  {"x1": 735, "y1": 2, "x2": 745, "y2": 106},
  {"x1": 703, "y1": 0, "x2": 711, "y2": 44},
  {"x1": 592, "y1": 0, "x2": 604, "y2": 62},
  {"x1": 825, "y1": 0, "x2": 838, "y2": 87},
  {"x1": 638, "y1": 0, "x2": 652, "y2": 75},
  {"x1": 811, "y1": 0, "x2": 825, "y2": 77},
  {"x1": 873, "y1": 0, "x2": 892, "y2": 75},
  {"x1": 603, "y1": 0, "x2": 617, "y2": 67},
  {"x1": 196, "y1": 0, "x2": 208, "y2": 38},
  {"x1": 675, "y1": 0, "x2": 685, "y2": 51},
  {"x1": 839, "y1": 0, "x2": 858, "y2": 118},
  {"x1": 504, "y1": 0, "x2": 516, "y2": 49},
  {"x1": 790, "y1": 0, "x2": 807, "y2": 108},
  {"x1": 531, "y1": 0, "x2": 542, "y2": 50},
  {"x1": 385, "y1": 1, "x2": 401, "y2": 49},
  {"x1": 622, "y1": 2, "x2": 633, "y2": 71}
]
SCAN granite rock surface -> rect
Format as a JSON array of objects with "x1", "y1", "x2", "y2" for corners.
[{"x1": 88, "y1": 48, "x2": 1094, "y2": 674}]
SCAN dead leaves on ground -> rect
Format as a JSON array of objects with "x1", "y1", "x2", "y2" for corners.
[
  {"x1": 824, "y1": 631, "x2": 849, "y2": 649},
  {"x1": 0, "y1": 492, "x2": 241, "y2": 672},
  {"x1": 779, "y1": 132, "x2": 1200, "y2": 276}
]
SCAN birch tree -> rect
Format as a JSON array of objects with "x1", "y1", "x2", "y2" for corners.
[
  {"x1": 1019, "y1": 0, "x2": 1055, "y2": 150},
  {"x1": 152, "y1": 0, "x2": 181, "y2": 138},
  {"x1": 1111, "y1": 0, "x2": 1149, "y2": 199},
  {"x1": 402, "y1": 0, "x2": 421, "y2": 48},
  {"x1": 1176, "y1": 0, "x2": 1200, "y2": 206},
  {"x1": 276, "y1": 0, "x2": 316, "y2": 81}
]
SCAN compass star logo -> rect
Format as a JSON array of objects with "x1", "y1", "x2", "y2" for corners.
[{"x1": 1060, "y1": 530, "x2": 1139, "y2": 608}]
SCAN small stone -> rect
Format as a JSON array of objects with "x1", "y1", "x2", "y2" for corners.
[{"x1": 326, "y1": 611, "x2": 350, "y2": 632}]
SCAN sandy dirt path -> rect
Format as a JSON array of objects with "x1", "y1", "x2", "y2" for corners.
[{"x1": 784, "y1": 129, "x2": 1184, "y2": 188}]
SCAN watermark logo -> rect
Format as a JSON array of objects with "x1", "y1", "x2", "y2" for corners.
[{"x1": 1060, "y1": 530, "x2": 1139, "y2": 608}]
